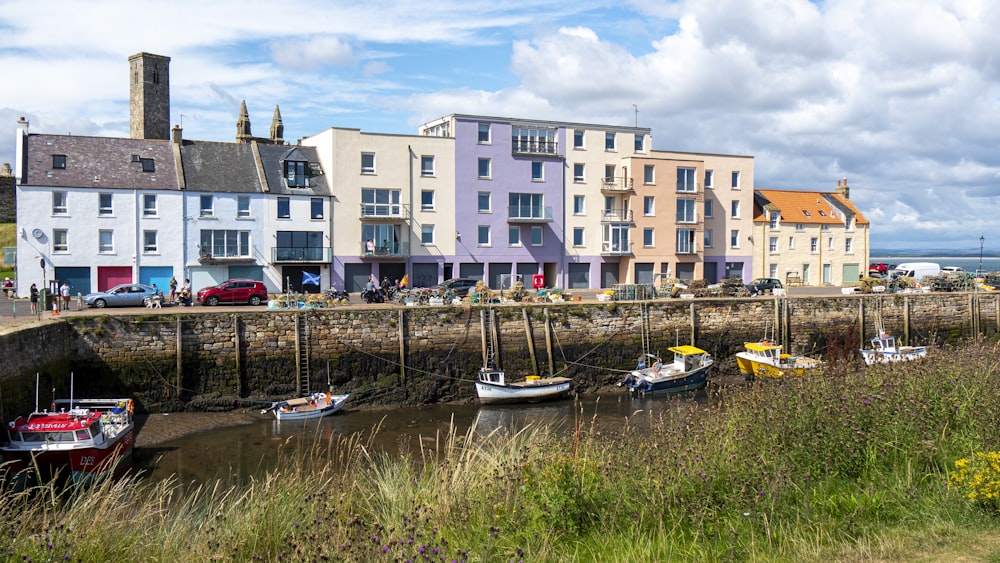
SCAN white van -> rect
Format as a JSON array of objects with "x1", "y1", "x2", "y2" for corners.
[{"x1": 890, "y1": 262, "x2": 941, "y2": 281}]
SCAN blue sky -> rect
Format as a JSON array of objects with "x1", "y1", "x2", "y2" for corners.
[{"x1": 2, "y1": 0, "x2": 999, "y2": 252}]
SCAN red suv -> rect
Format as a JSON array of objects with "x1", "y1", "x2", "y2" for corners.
[{"x1": 196, "y1": 279, "x2": 268, "y2": 306}]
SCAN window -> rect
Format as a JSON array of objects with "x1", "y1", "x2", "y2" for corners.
[
  {"x1": 573, "y1": 163, "x2": 585, "y2": 182},
  {"x1": 704, "y1": 199, "x2": 713, "y2": 218},
  {"x1": 99, "y1": 230, "x2": 113, "y2": 253},
  {"x1": 573, "y1": 227, "x2": 584, "y2": 246},
  {"x1": 705, "y1": 170, "x2": 714, "y2": 188},
  {"x1": 821, "y1": 224, "x2": 830, "y2": 231},
  {"x1": 361, "y1": 189, "x2": 402, "y2": 216},
  {"x1": 605, "y1": 132, "x2": 616, "y2": 151},
  {"x1": 769, "y1": 236, "x2": 778, "y2": 253},
  {"x1": 795, "y1": 223, "x2": 805, "y2": 232},
  {"x1": 98, "y1": 193, "x2": 113, "y2": 216},
  {"x1": 478, "y1": 191, "x2": 491, "y2": 213},
  {"x1": 143, "y1": 194, "x2": 157, "y2": 217},
  {"x1": 143, "y1": 230, "x2": 158, "y2": 253},
  {"x1": 509, "y1": 225, "x2": 521, "y2": 246},
  {"x1": 275, "y1": 231, "x2": 324, "y2": 261},
  {"x1": 421, "y1": 224, "x2": 435, "y2": 245},
  {"x1": 731, "y1": 171, "x2": 741, "y2": 189},
  {"x1": 361, "y1": 152, "x2": 375, "y2": 174},
  {"x1": 53, "y1": 229, "x2": 68, "y2": 252},
  {"x1": 237, "y1": 195, "x2": 250, "y2": 218},
  {"x1": 704, "y1": 229, "x2": 713, "y2": 248},
  {"x1": 140, "y1": 158, "x2": 155, "y2": 172},
  {"x1": 285, "y1": 160, "x2": 308, "y2": 187},
  {"x1": 644, "y1": 196, "x2": 655, "y2": 216},
  {"x1": 508, "y1": 193, "x2": 545, "y2": 220},
  {"x1": 277, "y1": 197, "x2": 290, "y2": 219},
  {"x1": 574, "y1": 129, "x2": 584, "y2": 149},
  {"x1": 769, "y1": 211, "x2": 780, "y2": 229},
  {"x1": 421, "y1": 190, "x2": 434, "y2": 211},
  {"x1": 730, "y1": 200, "x2": 740, "y2": 218},
  {"x1": 311, "y1": 197, "x2": 324, "y2": 219},
  {"x1": 730, "y1": 229, "x2": 740, "y2": 249},
  {"x1": 200, "y1": 229, "x2": 251, "y2": 258},
  {"x1": 635, "y1": 134, "x2": 645, "y2": 152},
  {"x1": 788, "y1": 236, "x2": 795, "y2": 249},
  {"x1": 530, "y1": 226, "x2": 543, "y2": 246},
  {"x1": 677, "y1": 199, "x2": 696, "y2": 223},
  {"x1": 643, "y1": 227, "x2": 654, "y2": 247},
  {"x1": 52, "y1": 191, "x2": 67, "y2": 215},
  {"x1": 573, "y1": 195, "x2": 585, "y2": 215},
  {"x1": 846, "y1": 238, "x2": 853, "y2": 253},
  {"x1": 421, "y1": 155, "x2": 435, "y2": 176},
  {"x1": 811, "y1": 237, "x2": 818, "y2": 252},
  {"x1": 644, "y1": 165, "x2": 654, "y2": 184},
  {"x1": 769, "y1": 264, "x2": 778, "y2": 278},
  {"x1": 677, "y1": 228, "x2": 696, "y2": 254},
  {"x1": 478, "y1": 157, "x2": 491, "y2": 179},
  {"x1": 828, "y1": 236, "x2": 835, "y2": 250},
  {"x1": 52, "y1": 154, "x2": 67, "y2": 169},
  {"x1": 512, "y1": 126, "x2": 557, "y2": 154},
  {"x1": 200, "y1": 195, "x2": 214, "y2": 217},
  {"x1": 605, "y1": 164, "x2": 615, "y2": 180},
  {"x1": 478, "y1": 123, "x2": 491, "y2": 143},
  {"x1": 531, "y1": 161, "x2": 544, "y2": 181},
  {"x1": 819, "y1": 210, "x2": 827, "y2": 217},
  {"x1": 677, "y1": 167, "x2": 696, "y2": 192},
  {"x1": 803, "y1": 210, "x2": 811, "y2": 217},
  {"x1": 478, "y1": 225, "x2": 491, "y2": 246}
]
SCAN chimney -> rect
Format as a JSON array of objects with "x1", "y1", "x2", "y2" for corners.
[
  {"x1": 836, "y1": 177, "x2": 850, "y2": 199},
  {"x1": 172, "y1": 124, "x2": 183, "y2": 145}
]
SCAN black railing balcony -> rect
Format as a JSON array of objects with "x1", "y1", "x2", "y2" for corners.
[
  {"x1": 601, "y1": 177, "x2": 634, "y2": 193},
  {"x1": 271, "y1": 246, "x2": 333, "y2": 263},
  {"x1": 360, "y1": 241, "x2": 410, "y2": 258},
  {"x1": 360, "y1": 203, "x2": 410, "y2": 221},
  {"x1": 511, "y1": 139, "x2": 559, "y2": 155},
  {"x1": 601, "y1": 208, "x2": 634, "y2": 223},
  {"x1": 507, "y1": 205, "x2": 553, "y2": 223}
]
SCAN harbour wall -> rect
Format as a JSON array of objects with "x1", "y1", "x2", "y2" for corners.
[{"x1": 0, "y1": 292, "x2": 996, "y2": 414}]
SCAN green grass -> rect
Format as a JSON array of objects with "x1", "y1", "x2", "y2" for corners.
[{"x1": 3, "y1": 342, "x2": 1000, "y2": 561}]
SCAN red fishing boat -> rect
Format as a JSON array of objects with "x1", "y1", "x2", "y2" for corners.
[{"x1": 1, "y1": 375, "x2": 135, "y2": 487}]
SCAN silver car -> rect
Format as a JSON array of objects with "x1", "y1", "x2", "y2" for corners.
[{"x1": 83, "y1": 283, "x2": 161, "y2": 308}]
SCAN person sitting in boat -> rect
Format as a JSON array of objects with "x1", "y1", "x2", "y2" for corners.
[
  {"x1": 636, "y1": 357, "x2": 646, "y2": 370},
  {"x1": 652, "y1": 360, "x2": 662, "y2": 373}
]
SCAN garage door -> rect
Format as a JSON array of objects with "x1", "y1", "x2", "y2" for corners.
[{"x1": 97, "y1": 266, "x2": 132, "y2": 292}]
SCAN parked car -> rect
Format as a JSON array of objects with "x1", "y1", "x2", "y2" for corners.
[
  {"x1": 84, "y1": 283, "x2": 162, "y2": 308},
  {"x1": 745, "y1": 278, "x2": 784, "y2": 296},
  {"x1": 196, "y1": 279, "x2": 268, "y2": 306},
  {"x1": 432, "y1": 278, "x2": 480, "y2": 298}
]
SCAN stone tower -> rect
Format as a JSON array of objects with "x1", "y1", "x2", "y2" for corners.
[
  {"x1": 236, "y1": 100, "x2": 252, "y2": 143},
  {"x1": 270, "y1": 105, "x2": 284, "y2": 144},
  {"x1": 129, "y1": 52, "x2": 171, "y2": 140}
]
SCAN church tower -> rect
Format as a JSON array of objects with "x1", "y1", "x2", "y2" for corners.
[
  {"x1": 129, "y1": 52, "x2": 171, "y2": 140},
  {"x1": 270, "y1": 105, "x2": 284, "y2": 144},
  {"x1": 236, "y1": 100, "x2": 252, "y2": 143}
]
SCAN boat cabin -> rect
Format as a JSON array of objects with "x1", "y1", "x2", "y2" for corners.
[
  {"x1": 6, "y1": 400, "x2": 131, "y2": 449},
  {"x1": 870, "y1": 333, "x2": 897, "y2": 352},
  {"x1": 668, "y1": 345, "x2": 709, "y2": 372},
  {"x1": 743, "y1": 341, "x2": 784, "y2": 363},
  {"x1": 477, "y1": 368, "x2": 507, "y2": 386}
]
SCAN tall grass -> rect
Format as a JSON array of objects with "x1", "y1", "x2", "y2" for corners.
[{"x1": 3, "y1": 341, "x2": 1000, "y2": 561}]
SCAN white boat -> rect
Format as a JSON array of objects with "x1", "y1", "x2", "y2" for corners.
[
  {"x1": 475, "y1": 365, "x2": 572, "y2": 405},
  {"x1": 860, "y1": 313, "x2": 927, "y2": 365},
  {"x1": 263, "y1": 391, "x2": 350, "y2": 421},
  {"x1": 735, "y1": 338, "x2": 823, "y2": 379},
  {"x1": 620, "y1": 347, "x2": 713, "y2": 395}
]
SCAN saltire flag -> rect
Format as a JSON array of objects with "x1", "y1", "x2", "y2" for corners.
[{"x1": 302, "y1": 271, "x2": 321, "y2": 286}]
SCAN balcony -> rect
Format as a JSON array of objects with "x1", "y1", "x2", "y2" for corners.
[
  {"x1": 511, "y1": 139, "x2": 559, "y2": 156},
  {"x1": 197, "y1": 251, "x2": 255, "y2": 264},
  {"x1": 271, "y1": 246, "x2": 333, "y2": 263},
  {"x1": 360, "y1": 241, "x2": 410, "y2": 259},
  {"x1": 600, "y1": 208, "x2": 634, "y2": 223},
  {"x1": 507, "y1": 205, "x2": 554, "y2": 223},
  {"x1": 600, "y1": 242, "x2": 633, "y2": 256},
  {"x1": 676, "y1": 181, "x2": 702, "y2": 194},
  {"x1": 601, "y1": 177, "x2": 634, "y2": 194},
  {"x1": 360, "y1": 203, "x2": 410, "y2": 223}
]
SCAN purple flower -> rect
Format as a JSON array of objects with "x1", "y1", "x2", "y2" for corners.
[{"x1": 383, "y1": 546, "x2": 390, "y2": 553}]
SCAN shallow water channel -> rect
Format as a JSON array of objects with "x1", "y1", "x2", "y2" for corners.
[{"x1": 133, "y1": 388, "x2": 724, "y2": 486}]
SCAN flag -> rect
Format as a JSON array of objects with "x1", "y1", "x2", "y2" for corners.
[{"x1": 302, "y1": 271, "x2": 321, "y2": 286}]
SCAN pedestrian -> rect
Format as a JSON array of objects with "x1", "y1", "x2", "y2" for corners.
[
  {"x1": 2, "y1": 277, "x2": 12, "y2": 298},
  {"x1": 180, "y1": 278, "x2": 192, "y2": 306},
  {"x1": 169, "y1": 276, "x2": 178, "y2": 302},
  {"x1": 60, "y1": 281, "x2": 70, "y2": 311},
  {"x1": 366, "y1": 239, "x2": 374, "y2": 255},
  {"x1": 29, "y1": 283, "x2": 39, "y2": 314}
]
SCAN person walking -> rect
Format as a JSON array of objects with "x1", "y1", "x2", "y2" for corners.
[
  {"x1": 29, "y1": 283, "x2": 39, "y2": 314},
  {"x1": 169, "y1": 276, "x2": 178, "y2": 302},
  {"x1": 60, "y1": 281, "x2": 70, "y2": 311}
]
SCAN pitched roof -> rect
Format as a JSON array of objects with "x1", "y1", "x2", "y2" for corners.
[
  {"x1": 256, "y1": 144, "x2": 329, "y2": 196},
  {"x1": 178, "y1": 141, "x2": 262, "y2": 193},
  {"x1": 754, "y1": 188, "x2": 869, "y2": 225},
  {"x1": 25, "y1": 134, "x2": 179, "y2": 190}
]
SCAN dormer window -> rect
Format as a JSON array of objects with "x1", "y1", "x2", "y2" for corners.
[
  {"x1": 140, "y1": 158, "x2": 155, "y2": 172},
  {"x1": 285, "y1": 160, "x2": 308, "y2": 187},
  {"x1": 769, "y1": 211, "x2": 780, "y2": 229},
  {"x1": 802, "y1": 210, "x2": 811, "y2": 216},
  {"x1": 53, "y1": 155, "x2": 67, "y2": 169}
]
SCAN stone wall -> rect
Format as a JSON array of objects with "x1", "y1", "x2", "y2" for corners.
[
  {"x1": 0, "y1": 164, "x2": 14, "y2": 225},
  {"x1": 0, "y1": 293, "x2": 996, "y2": 414}
]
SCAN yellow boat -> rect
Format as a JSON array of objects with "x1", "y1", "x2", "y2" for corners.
[{"x1": 735, "y1": 340, "x2": 822, "y2": 379}]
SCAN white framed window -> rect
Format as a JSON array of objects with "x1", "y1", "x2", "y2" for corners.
[
  {"x1": 237, "y1": 195, "x2": 250, "y2": 218},
  {"x1": 730, "y1": 229, "x2": 740, "y2": 249},
  {"x1": 361, "y1": 152, "x2": 376, "y2": 174},
  {"x1": 769, "y1": 236, "x2": 778, "y2": 253},
  {"x1": 478, "y1": 122, "x2": 491, "y2": 143},
  {"x1": 478, "y1": 157, "x2": 491, "y2": 179},
  {"x1": 573, "y1": 129, "x2": 584, "y2": 149},
  {"x1": 573, "y1": 195, "x2": 585, "y2": 215},
  {"x1": 731, "y1": 171, "x2": 741, "y2": 189},
  {"x1": 704, "y1": 229, "x2": 713, "y2": 248},
  {"x1": 530, "y1": 226, "x2": 543, "y2": 246},
  {"x1": 769, "y1": 211, "x2": 780, "y2": 229},
  {"x1": 634, "y1": 134, "x2": 645, "y2": 152},
  {"x1": 828, "y1": 236, "x2": 835, "y2": 250},
  {"x1": 677, "y1": 228, "x2": 696, "y2": 253},
  {"x1": 677, "y1": 199, "x2": 696, "y2": 223},
  {"x1": 730, "y1": 200, "x2": 740, "y2": 218},
  {"x1": 200, "y1": 195, "x2": 214, "y2": 217},
  {"x1": 98, "y1": 193, "x2": 113, "y2": 216},
  {"x1": 143, "y1": 230, "x2": 158, "y2": 253},
  {"x1": 677, "y1": 167, "x2": 696, "y2": 192},
  {"x1": 811, "y1": 237, "x2": 819, "y2": 252},
  {"x1": 361, "y1": 189, "x2": 402, "y2": 216},
  {"x1": 200, "y1": 229, "x2": 251, "y2": 258},
  {"x1": 821, "y1": 224, "x2": 830, "y2": 231},
  {"x1": 508, "y1": 225, "x2": 521, "y2": 246},
  {"x1": 573, "y1": 163, "x2": 585, "y2": 182},
  {"x1": 605, "y1": 132, "x2": 616, "y2": 151},
  {"x1": 604, "y1": 164, "x2": 615, "y2": 181},
  {"x1": 644, "y1": 196, "x2": 655, "y2": 216},
  {"x1": 478, "y1": 225, "x2": 491, "y2": 246},
  {"x1": 99, "y1": 230, "x2": 113, "y2": 253},
  {"x1": 52, "y1": 191, "x2": 67, "y2": 215},
  {"x1": 421, "y1": 224, "x2": 435, "y2": 245},
  {"x1": 478, "y1": 191, "x2": 491, "y2": 213},
  {"x1": 846, "y1": 238, "x2": 853, "y2": 253},
  {"x1": 704, "y1": 199, "x2": 713, "y2": 218},
  {"x1": 53, "y1": 229, "x2": 68, "y2": 252},
  {"x1": 421, "y1": 155, "x2": 435, "y2": 176},
  {"x1": 643, "y1": 227, "x2": 654, "y2": 247},
  {"x1": 531, "y1": 161, "x2": 544, "y2": 181},
  {"x1": 573, "y1": 227, "x2": 584, "y2": 246},
  {"x1": 769, "y1": 263, "x2": 778, "y2": 278},
  {"x1": 795, "y1": 223, "x2": 805, "y2": 232},
  {"x1": 311, "y1": 197, "x2": 324, "y2": 219},
  {"x1": 421, "y1": 190, "x2": 435, "y2": 211},
  {"x1": 644, "y1": 164, "x2": 655, "y2": 184},
  {"x1": 705, "y1": 170, "x2": 714, "y2": 188},
  {"x1": 143, "y1": 194, "x2": 158, "y2": 217}
]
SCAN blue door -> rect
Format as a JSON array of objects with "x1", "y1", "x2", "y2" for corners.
[{"x1": 139, "y1": 266, "x2": 173, "y2": 294}]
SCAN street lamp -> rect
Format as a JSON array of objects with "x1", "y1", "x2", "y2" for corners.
[{"x1": 979, "y1": 234, "x2": 985, "y2": 277}]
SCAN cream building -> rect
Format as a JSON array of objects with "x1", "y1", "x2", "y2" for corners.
[{"x1": 752, "y1": 180, "x2": 870, "y2": 286}]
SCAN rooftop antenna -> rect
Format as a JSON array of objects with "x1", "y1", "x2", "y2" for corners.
[{"x1": 632, "y1": 103, "x2": 639, "y2": 127}]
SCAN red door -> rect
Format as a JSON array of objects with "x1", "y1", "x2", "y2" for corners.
[{"x1": 97, "y1": 267, "x2": 132, "y2": 292}]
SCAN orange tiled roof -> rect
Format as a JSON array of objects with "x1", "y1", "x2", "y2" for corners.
[{"x1": 754, "y1": 189, "x2": 868, "y2": 225}]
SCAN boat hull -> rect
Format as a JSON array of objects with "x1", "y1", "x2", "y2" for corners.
[
  {"x1": 1, "y1": 428, "x2": 135, "y2": 486},
  {"x1": 273, "y1": 394, "x2": 350, "y2": 421},
  {"x1": 625, "y1": 364, "x2": 711, "y2": 395},
  {"x1": 736, "y1": 353, "x2": 820, "y2": 379},
  {"x1": 475, "y1": 379, "x2": 572, "y2": 405},
  {"x1": 861, "y1": 346, "x2": 928, "y2": 365}
]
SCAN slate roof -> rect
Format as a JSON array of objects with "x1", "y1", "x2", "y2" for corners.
[
  {"x1": 256, "y1": 144, "x2": 329, "y2": 196},
  {"x1": 754, "y1": 189, "x2": 869, "y2": 225},
  {"x1": 178, "y1": 140, "x2": 262, "y2": 193},
  {"x1": 24, "y1": 134, "x2": 179, "y2": 190}
]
